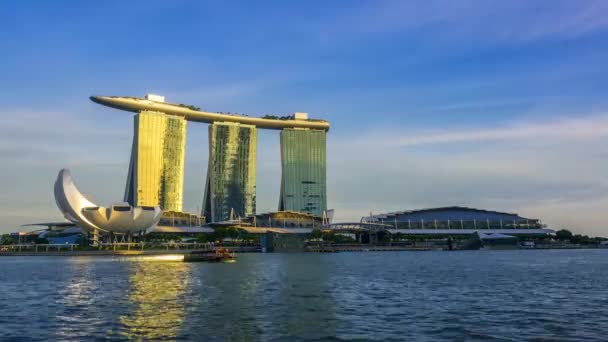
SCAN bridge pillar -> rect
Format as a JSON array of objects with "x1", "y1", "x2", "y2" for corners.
[{"x1": 90, "y1": 229, "x2": 100, "y2": 247}]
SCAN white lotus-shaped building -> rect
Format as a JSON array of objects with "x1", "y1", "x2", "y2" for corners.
[{"x1": 54, "y1": 169, "x2": 162, "y2": 234}]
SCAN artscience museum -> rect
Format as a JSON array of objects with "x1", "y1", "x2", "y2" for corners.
[{"x1": 54, "y1": 169, "x2": 162, "y2": 238}]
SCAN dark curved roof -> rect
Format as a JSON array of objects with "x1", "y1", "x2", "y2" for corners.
[{"x1": 365, "y1": 206, "x2": 532, "y2": 221}]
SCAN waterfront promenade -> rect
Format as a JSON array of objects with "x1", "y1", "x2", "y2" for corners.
[
  {"x1": 1, "y1": 242, "x2": 604, "y2": 256},
  {"x1": 0, "y1": 242, "x2": 260, "y2": 256}
]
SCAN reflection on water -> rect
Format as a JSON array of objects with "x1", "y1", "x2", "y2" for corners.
[
  {"x1": 185, "y1": 256, "x2": 265, "y2": 340},
  {"x1": 2, "y1": 250, "x2": 608, "y2": 340},
  {"x1": 120, "y1": 257, "x2": 190, "y2": 340},
  {"x1": 177, "y1": 254, "x2": 338, "y2": 340},
  {"x1": 270, "y1": 254, "x2": 337, "y2": 340},
  {"x1": 55, "y1": 259, "x2": 100, "y2": 340},
  {"x1": 134, "y1": 254, "x2": 185, "y2": 262}
]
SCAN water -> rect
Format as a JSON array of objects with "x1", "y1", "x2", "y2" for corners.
[{"x1": 1, "y1": 250, "x2": 607, "y2": 341}]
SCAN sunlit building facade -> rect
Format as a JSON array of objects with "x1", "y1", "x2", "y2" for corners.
[
  {"x1": 91, "y1": 95, "x2": 331, "y2": 221},
  {"x1": 279, "y1": 128, "x2": 327, "y2": 216},
  {"x1": 124, "y1": 110, "x2": 187, "y2": 212},
  {"x1": 203, "y1": 122, "x2": 257, "y2": 222}
]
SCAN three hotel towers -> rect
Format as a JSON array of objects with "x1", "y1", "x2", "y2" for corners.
[{"x1": 91, "y1": 94, "x2": 329, "y2": 222}]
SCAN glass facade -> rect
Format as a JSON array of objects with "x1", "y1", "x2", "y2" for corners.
[
  {"x1": 124, "y1": 111, "x2": 187, "y2": 212},
  {"x1": 203, "y1": 122, "x2": 257, "y2": 222},
  {"x1": 279, "y1": 128, "x2": 327, "y2": 216}
]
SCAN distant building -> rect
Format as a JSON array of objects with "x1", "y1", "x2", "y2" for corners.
[
  {"x1": 124, "y1": 110, "x2": 187, "y2": 212},
  {"x1": 148, "y1": 211, "x2": 213, "y2": 236},
  {"x1": 158, "y1": 211, "x2": 205, "y2": 228},
  {"x1": 279, "y1": 128, "x2": 327, "y2": 216},
  {"x1": 203, "y1": 122, "x2": 257, "y2": 222},
  {"x1": 17, "y1": 225, "x2": 86, "y2": 245},
  {"x1": 474, "y1": 232, "x2": 519, "y2": 249},
  {"x1": 244, "y1": 210, "x2": 324, "y2": 228},
  {"x1": 144, "y1": 93, "x2": 165, "y2": 102},
  {"x1": 362, "y1": 206, "x2": 550, "y2": 234},
  {"x1": 293, "y1": 112, "x2": 309, "y2": 120}
]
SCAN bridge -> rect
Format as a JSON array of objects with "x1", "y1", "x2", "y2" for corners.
[{"x1": 323, "y1": 222, "x2": 393, "y2": 233}]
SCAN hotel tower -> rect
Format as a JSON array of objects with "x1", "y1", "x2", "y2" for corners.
[
  {"x1": 91, "y1": 94, "x2": 329, "y2": 222},
  {"x1": 203, "y1": 122, "x2": 257, "y2": 222}
]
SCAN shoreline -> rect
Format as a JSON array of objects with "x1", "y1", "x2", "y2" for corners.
[{"x1": 0, "y1": 245, "x2": 606, "y2": 256}]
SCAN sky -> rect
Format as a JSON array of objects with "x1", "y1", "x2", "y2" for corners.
[{"x1": 1, "y1": 0, "x2": 607, "y2": 235}]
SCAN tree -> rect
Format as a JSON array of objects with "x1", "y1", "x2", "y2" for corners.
[
  {"x1": 309, "y1": 229, "x2": 323, "y2": 240},
  {"x1": 319, "y1": 231, "x2": 355, "y2": 243},
  {"x1": 1, "y1": 235, "x2": 13, "y2": 245},
  {"x1": 211, "y1": 227, "x2": 240, "y2": 243},
  {"x1": 177, "y1": 103, "x2": 200, "y2": 111},
  {"x1": 196, "y1": 234, "x2": 210, "y2": 243},
  {"x1": 555, "y1": 229, "x2": 573, "y2": 241},
  {"x1": 571, "y1": 234, "x2": 591, "y2": 244},
  {"x1": 227, "y1": 227, "x2": 240, "y2": 239},
  {"x1": 34, "y1": 237, "x2": 49, "y2": 245},
  {"x1": 321, "y1": 230, "x2": 335, "y2": 242}
]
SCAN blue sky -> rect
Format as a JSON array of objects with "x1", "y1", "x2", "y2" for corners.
[{"x1": 1, "y1": 0, "x2": 607, "y2": 235}]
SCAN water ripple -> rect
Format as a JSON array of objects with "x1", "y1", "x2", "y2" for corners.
[{"x1": 0, "y1": 250, "x2": 607, "y2": 340}]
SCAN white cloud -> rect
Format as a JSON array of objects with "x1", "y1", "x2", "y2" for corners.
[
  {"x1": 322, "y1": 1, "x2": 608, "y2": 45},
  {"x1": 1, "y1": 106, "x2": 606, "y2": 237},
  {"x1": 341, "y1": 114, "x2": 608, "y2": 148},
  {"x1": 328, "y1": 113, "x2": 608, "y2": 236}
]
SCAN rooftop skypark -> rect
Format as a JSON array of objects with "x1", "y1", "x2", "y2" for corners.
[{"x1": 90, "y1": 95, "x2": 330, "y2": 131}]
